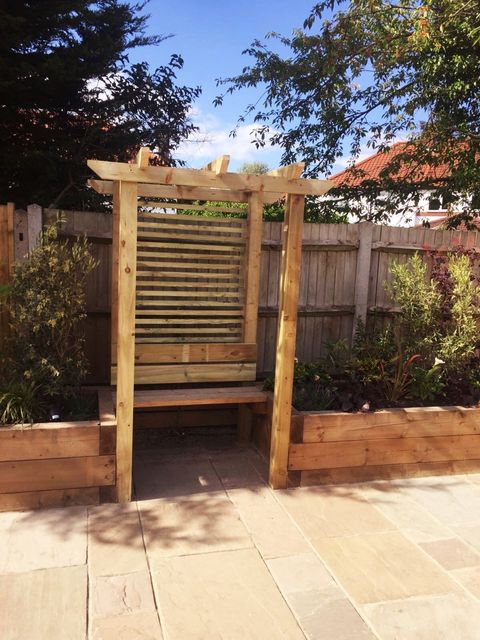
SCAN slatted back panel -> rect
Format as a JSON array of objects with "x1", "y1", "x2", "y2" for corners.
[{"x1": 112, "y1": 203, "x2": 258, "y2": 384}]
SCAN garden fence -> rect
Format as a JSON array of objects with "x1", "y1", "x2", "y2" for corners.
[{"x1": 2, "y1": 204, "x2": 480, "y2": 382}]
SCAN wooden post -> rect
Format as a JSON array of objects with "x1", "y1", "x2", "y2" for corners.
[
  {"x1": 114, "y1": 181, "x2": 138, "y2": 503},
  {"x1": 110, "y1": 183, "x2": 120, "y2": 373},
  {"x1": 352, "y1": 222, "x2": 373, "y2": 340},
  {"x1": 269, "y1": 194, "x2": 305, "y2": 489},
  {"x1": 27, "y1": 204, "x2": 43, "y2": 252},
  {"x1": 243, "y1": 191, "x2": 264, "y2": 344}
]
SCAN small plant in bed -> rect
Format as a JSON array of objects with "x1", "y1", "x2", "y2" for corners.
[
  {"x1": 265, "y1": 251, "x2": 480, "y2": 412},
  {"x1": 0, "y1": 221, "x2": 97, "y2": 425}
]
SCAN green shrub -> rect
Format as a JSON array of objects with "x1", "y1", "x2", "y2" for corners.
[
  {"x1": 4, "y1": 221, "x2": 97, "y2": 406},
  {"x1": 0, "y1": 380, "x2": 47, "y2": 425}
]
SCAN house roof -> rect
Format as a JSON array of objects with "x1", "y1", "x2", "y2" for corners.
[{"x1": 329, "y1": 142, "x2": 452, "y2": 187}]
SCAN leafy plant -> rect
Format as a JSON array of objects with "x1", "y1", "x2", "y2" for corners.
[
  {"x1": 0, "y1": 380, "x2": 47, "y2": 425},
  {"x1": 6, "y1": 221, "x2": 97, "y2": 401},
  {"x1": 387, "y1": 254, "x2": 442, "y2": 363},
  {"x1": 408, "y1": 360, "x2": 445, "y2": 404}
]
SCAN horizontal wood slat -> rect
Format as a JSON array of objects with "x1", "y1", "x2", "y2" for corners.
[
  {"x1": 112, "y1": 362, "x2": 256, "y2": 384},
  {"x1": 0, "y1": 426, "x2": 100, "y2": 461},
  {"x1": 132, "y1": 385, "x2": 268, "y2": 408},
  {"x1": 0, "y1": 487, "x2": 100, "y2": 512},
  {"x1": 0, "y1": 456, "x2": 115, "y2": 493},
  {"x1": 302, "y1": 407, "x2": 480, "y2": 442},
  {"x1": 288, "y1": 435, "x2": 480, "y2": 471},
  {"x1": 134, "y1": 342, "x2": 256, "y2": 364}
]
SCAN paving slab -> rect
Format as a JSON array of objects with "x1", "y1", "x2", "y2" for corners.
[
  {"x1": 0, "y1": 565, "x2": 87, "y2": 640},
  {"x1": 419, "y1": 537, "x2": 480, "y2": 570},
  {"x1": 139, "y1": 492, "x2": 253, "y2": 559},
  {"x1": 91, "y1": 611, "x2": 164, "y2": 640},
  {"x1": 227, "y1": 486, "x2": 311, "y2": 558},
  {"x1": 361, "y1": 484, "x2": 453, "y2": 543},
  {"x1": 134, "y1": 458, "x2": 223, "y2": 500},
  {"x1": 211, "y1": 452, "x2": 265, "y2": 488},
  {"x1": 361, "y1": 592, "x2": 480, "y2": 640},
  {"x1": 90, "y1": 571, "x2": 156, "y2": 619},
  {"x1": 396, "y1": 476, "x2": 480, "y2": 525},
  {"x1": 88, "y1": 503, "x2": 147, "y2": 577},
  {"x1": 450, "y1": 566, "x2": 480, "y2": 600},
  {"x1": 450, "y1": 522, "x2": 480, "y2": 553},
  {"x1": 277, "y1": 486, "x2": 394, "y2": 538},
  {"x1": 0, "y1": 506, "x2": 86, "y2": 573},
  {"x1": 313, "y1": 531, "x2": 457, "y2": 604},
  {"x1": 289, "y1": 588, "x2": 377, "y2": 640},
  {"x1": 152, "y1": 548, "x2": 305, "y2": 640}
]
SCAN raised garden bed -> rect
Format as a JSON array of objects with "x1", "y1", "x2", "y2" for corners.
[
  {"x1": 0, "y1": 388, "x2": 116, "y2": 511},
  {"x1": 286, "y1": 405, "x2": 480, "y2": 486}
]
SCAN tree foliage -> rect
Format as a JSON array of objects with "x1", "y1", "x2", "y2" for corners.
[
  {"x1": 0, "y1": 1, "x2": 200, "y2": 209},
  {"x1": 216, "y1": 0, "x2": 480, "y2": 222}
]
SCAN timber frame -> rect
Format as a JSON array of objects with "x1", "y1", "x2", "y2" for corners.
[{"x1": 88, "y1": 149, "x2": 333, "y2": 501}]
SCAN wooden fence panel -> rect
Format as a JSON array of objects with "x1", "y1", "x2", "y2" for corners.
[{"x1": 2, "y1": 206, "x2": 478, "y2": 383}]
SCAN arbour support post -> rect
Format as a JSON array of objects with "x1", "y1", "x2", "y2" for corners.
[
  {"x1": 269, "y1": 194, "x2": 305, "y2": 489},
  {"x1": 114, "y1": 180, "x2": 138, "y2": 503}
]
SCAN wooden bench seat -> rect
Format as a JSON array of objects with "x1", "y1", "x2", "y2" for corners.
[{"x1": 132, "y1": 386, "x2": 268, "y2": 409}]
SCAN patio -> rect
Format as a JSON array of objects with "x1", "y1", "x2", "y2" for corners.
[{"x1": 1, "y1": 438, "x2": 480, "y2": 640}]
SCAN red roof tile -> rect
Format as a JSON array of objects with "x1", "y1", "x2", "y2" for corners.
[{"x1": 329, "y1": 142, "x2": 452, "y2": 187}]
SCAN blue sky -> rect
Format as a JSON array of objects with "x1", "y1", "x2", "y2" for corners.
[{"x1": 129, "y1": 0, "x2": 324, "y2": 172}]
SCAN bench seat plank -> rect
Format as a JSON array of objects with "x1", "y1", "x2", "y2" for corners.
[{"x1": 131, "y1": 386, "x2": 268, "y2": 409}]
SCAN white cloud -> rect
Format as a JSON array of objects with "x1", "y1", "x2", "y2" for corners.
[{"x1": 174, "y1": 108, "x2": 280, "y2": 167}]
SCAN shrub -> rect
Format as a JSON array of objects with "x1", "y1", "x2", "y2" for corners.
[{"x1": 3, "y1": 221, "x2": 97, "y2": 407}]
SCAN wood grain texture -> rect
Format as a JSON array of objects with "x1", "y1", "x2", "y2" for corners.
[
  {"x1": 0, "y1": 456, "x2": 115, "y2": 493},
  {"x1": 269, "y1": 194, "x2": 305, "y2": 489},
  {"x1": 113, "y1": 362, "x2": 256, "y2": 384},
  {"x1": 0, "y1": 425, "x2": 100, "y2": 461},
  {"x1": 114, "y1": 180, "x2": 138, "y2": 502},
  {"x1": 0, "y1": 487, "x2": 99, "y2": 512},
  {"x1": 289, "y1": 434, "x2": 480, "y2": 470},
  {"x1": 134, "y1": 342, "x2": 256, "y2": 364},
  {"x1": 132, "y1": 386, "x2": 267, "y2": 409}
]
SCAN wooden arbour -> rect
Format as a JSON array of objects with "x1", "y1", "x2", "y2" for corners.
[{"x1": 88, "y1": 150, "x2": 333, "y2": 501}]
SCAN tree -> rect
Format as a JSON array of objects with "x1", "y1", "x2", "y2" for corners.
[
  {"x1": 238, "y1": 161, "x2": 270, "y2": 174},
  {"x1": 216, "y1": 0, "x2": 480, "y2": 223},
  {"x1": 0, "y1": 1, "x2": 201, "y2": 209}
]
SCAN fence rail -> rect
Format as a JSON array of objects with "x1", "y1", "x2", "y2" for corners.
[{"x1": 3, "y1": 205, "x2": 480, "y2": 382}]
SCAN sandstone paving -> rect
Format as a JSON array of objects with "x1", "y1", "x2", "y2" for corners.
[
  {"x1": 0, "y1": 565, "x2": 87, "y2": 640},
  {"x1": 0, "y1": 506, "x2": 86, "y2": 573},
  {"x1": 211, "y1": 452, "x2": 265, "y2": 489},
  {"x1": 90, "y1": 571, "x2": 156, "y2": 619},
  {"x1": 419, "y1": 537, "x2": 480, "y2": 570},
  {"x1": 139, "y1": 491, "x2": 253, "y2": 559},
  {"x1": 267, "y1": 553, "x2": 377, "y2": 639},
  {"x1": 3, "y1": 446, "x2": 480, "y2": 640},
  {"x1": 226, "y1": 486, "x2": 311, "y2": 559},
  {"x1": 450, "y1": 566, "x2": 480, "y2": 599},
  {"x1": 361, "y1": 592, "x2": 480, "y2": 640},
  {"x1": 88, "y1": 502, "x2": 148, "y2": 576},
  {"x1": 392, "y1": 475, "x2": 480, "y2": 525},
  {"x1": 449, "y1": 521, "x2": 480, "y2": 553},
  {"x1": 133, "y1": 457, "x2": 223, "y2": 500},
  {"x1": 90, "y1": 611, "x2": 164, "y2": 640},
  {"x1": 312, "y1": 531, "x2": 457, "y2": 604},
  {"x1": 151, "y1": 548, "x2": 305, "y2": 640},
  {"x1": 359, "y1": 483, "x2": 453, "y2": 543},
  {"x1": 276, "y1": 486, "x2": 395, "y2": 539}
]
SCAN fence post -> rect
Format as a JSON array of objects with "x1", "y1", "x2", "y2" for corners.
[
  {"x1": 352, "y1": 222, "x2": 373, "y2": 340},
  {"x1": 27, "y1": 203, "x2": 43, "y2": 252}
]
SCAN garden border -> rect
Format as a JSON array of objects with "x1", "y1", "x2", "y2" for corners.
[
  {"x1": 256, "y1": 399, "x2": 480, "y2": 485},
  {"x1": 0, "y1": 388, "x2": 116, "y2": 511}
]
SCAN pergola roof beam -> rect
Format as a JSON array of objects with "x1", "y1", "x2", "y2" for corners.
[
  {"x1": 87, "y1": 160, "x2": 334, "y2": 196},
  {"x1": 201, "y1": 155, "x2": 230, "y2": 175}
]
